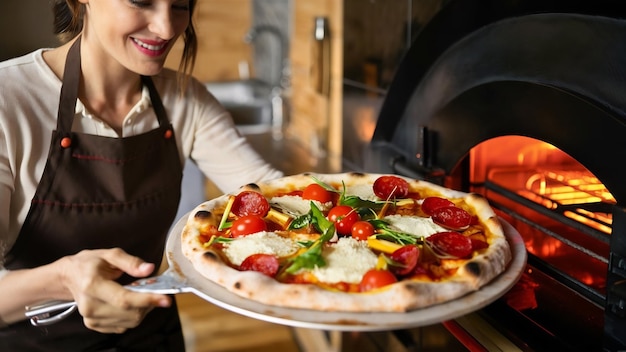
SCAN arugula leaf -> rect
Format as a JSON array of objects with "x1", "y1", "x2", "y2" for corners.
[
  {"x1": 311, "y1": 175, "x2": 387, "y2": 210},
  {"x1": 311, "y1": 176, "x2": 339, "y2": 193},
  {"x1": 203, "y1": 235, "x2": 233, "y2": 248},
  {"x1": 369, "y1": 219, "x2": 423, "y2": 245},
  {"x1": 309, "y1": 201, "x2": 333, "y2": 233},
  {"x1": 285, "y1": 202, "x2": 335, "y2": 274},
  {"x1": 288, "y1": 213, "x2": 312, "y2": 230},
  {"x1": 285, "y1": 242, "x2": 327, "y2": 274},
  {"x1": 341, "y1": 195, "x2": 386, "y2": 210}
]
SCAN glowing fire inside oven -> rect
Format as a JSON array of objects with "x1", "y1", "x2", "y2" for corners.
[
  {"x1": 471, "y1": 135, "x2": 615, "y2": 234},
  {"x1": 469, "y1": 136, "x2": 612, "y2": 293}
]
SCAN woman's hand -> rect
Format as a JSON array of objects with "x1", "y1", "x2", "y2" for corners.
[{"x1": 58, "y1": 248, "x2": 171, "y2": 334}]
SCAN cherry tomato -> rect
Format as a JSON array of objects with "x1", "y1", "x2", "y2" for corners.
[
  {"x1": 431, "y1": 206, "x2": 472, "y2": 231},
  {"x1": 421, "y1": 197, "x2": 455, "y2": 216},
  {"x1": 388, "y1": 245, "x2": 420, "y2": 276},
  {"x1": 232, "y1": 191, "x2": 270, "y2": 217},
  {"x1": 426, "y1": 231, "x2": 473, "y2": 258},
  {"x1": 302, "y1": 183, "x2": 333, "y2": 203},
  {"x1": 230, "y1": 215, "x2": 267, "y2": 237},
  {"x1": 239, "y1": 253, "x2": 280, "y2": 277},
  {"x1": 373, "y1": 175, "x2": 410, "y2": 199},
  {"x1": 351, "y1": 221, "x2": 375, "y2": 241},
  {"x1": 359, "y1": 269, "x2": 398, "y2": 292},
  {"x1": 328, "y1": 205, "x2": 360, "y2": 236}
]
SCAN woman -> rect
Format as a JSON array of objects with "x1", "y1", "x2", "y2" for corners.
[{"x1": 0, "y1": 0, "x2": 282, "y2": 350}]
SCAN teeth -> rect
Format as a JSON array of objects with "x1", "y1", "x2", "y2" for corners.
[{"x1": 133, "y1": 38, "x2": 166, "y2": 51}]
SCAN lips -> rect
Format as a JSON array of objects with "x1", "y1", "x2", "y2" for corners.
[{"x1": 132, "y1": 38, "x2": 169, "y2": 57}]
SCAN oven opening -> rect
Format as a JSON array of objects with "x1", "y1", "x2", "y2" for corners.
[{"x1": 449, "y1": 135, "x2": 610, "y2": 349}]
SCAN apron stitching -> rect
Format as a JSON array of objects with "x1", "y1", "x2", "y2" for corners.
[
  {"x1": 31, "y1": 192, "x2": 169, "y2": 207},
  {"x1": 71, "y1": 149, "x2": 162, "y2": 163}
]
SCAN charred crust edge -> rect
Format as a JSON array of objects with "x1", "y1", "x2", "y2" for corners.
[
  {"x1": 202, "y1": 251, "x2": 219, "y2": 262},
  {"x1": 347, "y1": 171, "x2": 367, "y2": 178},
  {"x1": 241, "y1": 183, "x2": 261, "y2": 192},
  {"x1": 464, "y1": 261, "x2": 482, "y2": 278},
  {"x1": 194, "y1": 210, "x2": 213, "y2": 219}
]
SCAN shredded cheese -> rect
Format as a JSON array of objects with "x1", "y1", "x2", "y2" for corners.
[
  {"x1": 223, "y1": 232, "x2": 300, "y2": 266},
  {"x1": 310, "y1": 238, "x2": 378, "y2": 284}
]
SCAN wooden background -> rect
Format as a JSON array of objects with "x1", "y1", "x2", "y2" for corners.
[{"x1": 166, "y1": 0, "x2": 343, "y2": 160}]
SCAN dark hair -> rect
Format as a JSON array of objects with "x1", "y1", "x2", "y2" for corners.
[{"x1": 52, "y1": 0, "x2": 198, "y2": 87}]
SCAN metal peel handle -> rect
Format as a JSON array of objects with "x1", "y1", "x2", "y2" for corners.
[
  {"x1": 25, "y1": 300, "x2": 78, "y2": 326},
  {"x1": 25, "y1": 270, "x2": 188, "y2": 326}
]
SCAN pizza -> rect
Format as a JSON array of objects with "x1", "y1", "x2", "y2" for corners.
[{"x1": 180, "y1": 172, "x2": 512, "y2": 312}]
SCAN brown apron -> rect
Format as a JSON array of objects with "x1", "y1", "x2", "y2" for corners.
[{"x1": 0, "y1": 38, "x2": 186, "y2": 351}]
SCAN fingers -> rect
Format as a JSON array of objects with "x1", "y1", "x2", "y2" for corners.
[
  {"x1": 98, "y1": 247, "x2": 156, "y2": 279},
  {"x1": 82, "y1": 306, "x2": 154, "y2": 334},
  {"x1": 75, "y1": 286, "x2": 170, "y2": 333},
  {"x1": 90, "y1": 278, "x2": 172, "y2": 309},
  {"x1": 57, "y1": 248, "x2": 172, "y2": 333}
]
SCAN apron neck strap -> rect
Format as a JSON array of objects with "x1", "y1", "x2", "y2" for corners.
[
  {"x1": 56, "y1": 37, "x2": 81, "y2": 134},
  {"x1": 141, "y1": 75, "x2": 170, "y2": 127},
  {"x1": 56, "y1": 37, "x2": 170, "y2": 134}
]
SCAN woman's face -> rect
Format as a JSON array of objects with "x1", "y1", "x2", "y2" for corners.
[{"x1": 80, "y1": 0, "x2": 191, "y2": 76}]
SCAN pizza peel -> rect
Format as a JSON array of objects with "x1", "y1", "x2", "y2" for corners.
[{"x1": 26, "y1": 213, "x2": 527, "y2": 331}]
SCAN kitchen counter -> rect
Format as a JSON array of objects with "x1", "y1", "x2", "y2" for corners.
[{"x1": 244, "y1": 132, "x2": 343, "y2": 176}]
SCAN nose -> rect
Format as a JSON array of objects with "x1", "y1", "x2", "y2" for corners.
[{"x1": 148, "y1": 8, "x2": 176, "y2": 40}]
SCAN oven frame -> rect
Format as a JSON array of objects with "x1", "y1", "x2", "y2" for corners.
[{"x1": 364, "y1": 1, "x2": 626, "y2": 349}]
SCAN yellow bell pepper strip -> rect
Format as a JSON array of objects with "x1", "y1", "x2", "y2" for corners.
[{"x1": 367, "y1": 236, "x2": 403, "y2": 254}]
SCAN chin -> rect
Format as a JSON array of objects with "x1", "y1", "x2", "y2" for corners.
[{"x1": 136, "y1": 63, "x2": 166, "y2": 77}]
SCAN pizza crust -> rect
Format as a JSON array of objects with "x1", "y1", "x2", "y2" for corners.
[
  {"x1": 185, "y1": 246, "x2": 474, "y2": 312},
  {"x1": 180, "y1": 172, "x2": 513, "y2": 312}
]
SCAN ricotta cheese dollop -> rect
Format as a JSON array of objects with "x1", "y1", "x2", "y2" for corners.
[
  {"x1": 383, "y1": 214, "x2": 448, "y2": 237},
  {"x1": 270, "y1": 195, "x2": 333, "y2": 216},
  {"x1": 311, "y1": 237, "x2": 378, "y2": 284},
  {"x1": 223, "y1": 232, "x2": 300, "y2": 266},
  {"x1": 344, "y1": 183, "x2": 378, "y2": 201}
]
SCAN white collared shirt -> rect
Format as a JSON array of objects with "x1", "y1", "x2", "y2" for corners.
[{"x1": 0, "y1": 49, "x2": 283, "y2": 266}]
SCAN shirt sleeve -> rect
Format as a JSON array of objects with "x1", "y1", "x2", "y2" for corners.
[
  {"x1": 183, "y1": 79, "x2": 283, "y2": 194},
  {"x1": 0, "y1": 135, "x2": 13, "y2": 268}
]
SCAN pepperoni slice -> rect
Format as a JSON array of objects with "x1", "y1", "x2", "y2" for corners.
[
  {"x1": 388, "y1": 245, "x2": 420, "y2": 276},
  {"x1": 421, "y1": 197, "x2": 455, "y2": 216},
  {"x1": 232, "y1": 191, "x2": 270, "y2": 217},
  {"x1": 431, "y1": 206, "x2": 472, "y2": 231},
  {"x1": 373, "y1": 175, "x2": 409, "y2": 199},
  {"x1": 239, "y1": 253, "x2": 280, "y2": 277},
  {"x1": 426, "y1": 232, "x2": 473, "y2": 258}
]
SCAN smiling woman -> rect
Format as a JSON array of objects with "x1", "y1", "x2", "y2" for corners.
[{"x1": 0, "y1": 0, "x2": 282, "y2": 350}]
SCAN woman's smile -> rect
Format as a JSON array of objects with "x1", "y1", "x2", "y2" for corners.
[{"x1": 131, "y1": 38, "x2": 170, "y2": 57}]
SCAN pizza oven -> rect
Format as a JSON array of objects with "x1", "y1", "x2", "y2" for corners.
[{"x1": 361, "y1": 0, "x2": 626, "y2": 350}]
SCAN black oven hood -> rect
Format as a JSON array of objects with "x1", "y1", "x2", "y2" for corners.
[
  {"x1": 364, "y1": 0, "x2": 626, "y2": 350},
  {"x1": 367, "y1": 0, "x2": 626, "y2": 187}
]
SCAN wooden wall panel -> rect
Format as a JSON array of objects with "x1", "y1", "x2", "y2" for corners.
[
  {"x1": 166, "y1": 0, "x2": 253, "y2": 82},
  {"x1": 166, "y1": 0, "x2": 344, "y2": 164},
  {"x1": 289, "y1": 0, "x2": 343, "y2": 162}
]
